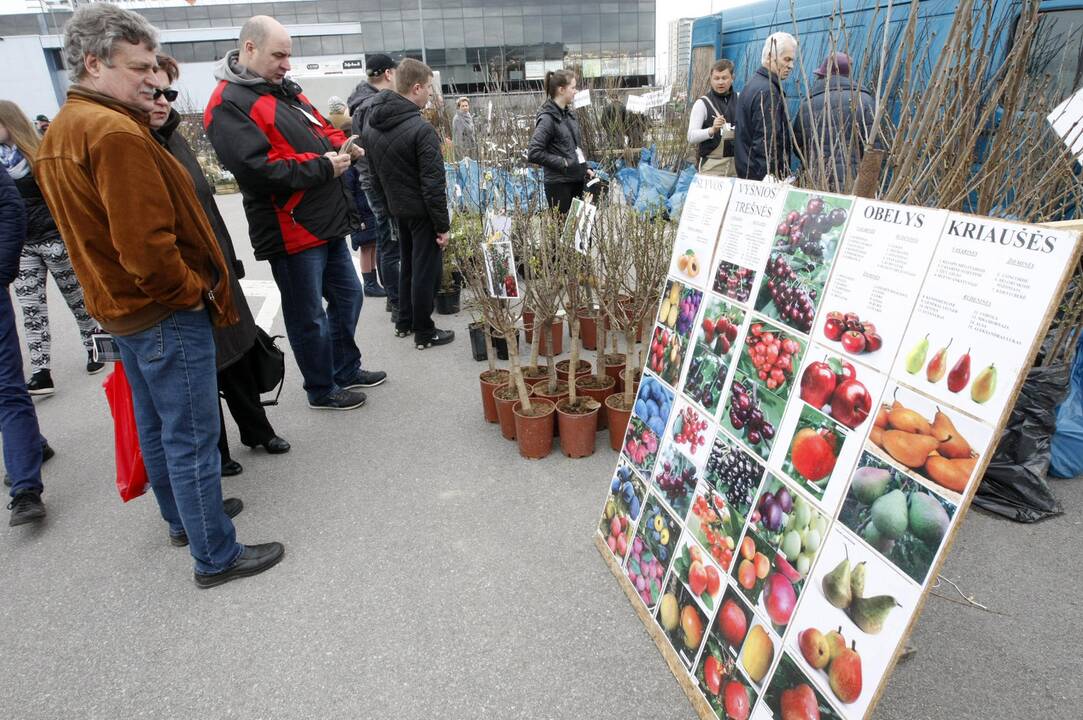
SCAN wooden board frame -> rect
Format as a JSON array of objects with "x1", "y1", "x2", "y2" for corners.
[{"x1": 594, "y1": 206, "x2": 1083, "y2": 720}]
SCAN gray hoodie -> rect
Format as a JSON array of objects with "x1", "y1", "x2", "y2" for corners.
[
  {"x1": 346, "y1": 81, "x2": 381, "y2": 188},
  {"x1": 213, "y1": 50, "x2": 265, "y2": 86}
]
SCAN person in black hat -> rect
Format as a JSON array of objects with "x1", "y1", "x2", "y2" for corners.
[
  {"x1": 792, "y1": 52, "x2": 877, "y2": 192},
  {"x1": 33, "y1": 115, "x2": 49, "y2": 135},
  {"x1": 347, "y1": 53, "x2": 402, "y2": 328}
]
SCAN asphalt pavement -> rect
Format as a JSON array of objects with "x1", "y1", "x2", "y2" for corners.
[{"x1": 0, "y1": 193, "x2": 1077, "y2": 719}]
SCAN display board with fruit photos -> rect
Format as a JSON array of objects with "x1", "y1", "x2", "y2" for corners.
[{"x1": 595, "y1": 180, "x2": 1082, "y2": 720}]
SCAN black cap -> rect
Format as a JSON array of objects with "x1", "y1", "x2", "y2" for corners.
[
  {"x1": 366, "y1": 54, "x2": 397, "y2": 77},
  {"x1": 35, "y1": 115, "x2": 49, "y2": 122}
]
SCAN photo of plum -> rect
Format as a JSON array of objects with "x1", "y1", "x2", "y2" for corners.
[
  {"x1": 783, "y1": 405, "x2": 850, "y2": 502},
  {"x1": 652, "y1": 441, "x2": 700, "y2": 520},
  {"x1": 761, "y1": 652, "x2": 844, "y2": 720},
  {"x1": 799, "y1": 356, "x2": 873, "y2": 430},
  {"x1": 755, "y1": 191, "x2": 852, "y2": 334},
  {"x1": 625, "y1": 493, "x2": 684, "y2": 611},
  {"x1": 736, "y1": 619, "x2": 778, "y2": 690},
  {"x1": 600, "y1": 463, "x2": 647, "y2": 562},
  {"x1": 656, "y1": 570, "x2": 710, "y2": 670},
  {"x1": 657, "y1": 279, "x2": 704, "y2": 342},
  {"x1": 712, "y1": 259, "x2": 756, "y2": 304},
  {"x1": 721, "y1": 373, "x2": 786, "y2": 461},
  {"x1": 823, "y1": 310, "x2": 882, "y2": 355},
  {"x1": 624, "y1": 375, "x2": 674, "y2": 473},
  {"x1": 694, "y1": 632, "x2": 759, "y2": 720},
  {"x1": 840, "y1": 452, "x2": 958, "y2": 586},
  {"x1": 647, "y1": 324, "x2": 687, "y2": 387},
  {"x1": 704, "y1": 435, "x2": 765, "y2": 527}
]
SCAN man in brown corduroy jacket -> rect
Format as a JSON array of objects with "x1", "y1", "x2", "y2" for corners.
[{"x1": 35, "y1": 3, "x2": 284, "y2": 588}]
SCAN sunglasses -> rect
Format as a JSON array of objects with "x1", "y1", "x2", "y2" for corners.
[{"x1": 153, "y1": 87, "x2": 178, "y2": 102}]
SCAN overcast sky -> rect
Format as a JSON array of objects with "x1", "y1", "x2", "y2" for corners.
[{"x1": 655, "y1": 0, "x2": 759, "y2": 81}]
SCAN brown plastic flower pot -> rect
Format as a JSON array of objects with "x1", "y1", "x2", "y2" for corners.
[
  {"x1": 556, "y1": 359, "x2": 593, "y2": 383},
  {"x1": 514, "y1": 398, "x2": 556, "y2": 459},
  {"x1": 522, "y1": 365, "x2": 549, "y2": 386},
  {"x1": 479, "y1": 369, "x2": 510, "y2": 423},
  {"x1": 556, "y1": 398, "x2": 600, "y2": 458},
  {"x1": 577, "y1": 375, "x2": 617, "y2": 429},
  {"x1": 577, "y1": 309, "x2": 599, "y2": 350},
  {"x1": 538, "y1": 318, "x2": 564, "y2": 357},
  {"x1": 605, "y1": 394, "x2": 634, "y2": 452},
  {"x1": 604, "y1": 354, "x2": 627, "y2": 390},
  {"x1": 494, "y1": 383, "x2": 531, "y2": 441},
  {"x1": 533, "y1": 380, "x2": 569, "y2": 437}
]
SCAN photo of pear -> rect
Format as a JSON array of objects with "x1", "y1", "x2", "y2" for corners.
[
  {"x1": 925, "y1": 338, "x2": 952, "y2": 383},
  {"x1": 971, "y1": 364, "x2": 997, "y2": 404},
  {"x1": 865, "y1": 390, "x2": 983, "y2": 497},
  {"x1": 904, "y1": 335, "x2": 928, "y2": 374},
  {"x1": 840, "y1": 453, "x2": 957, "y2": 585},
  {"x1": 816, "y1": 544, "x2": 900, "y2": 635},
  {"x1": 946, "y1": 348, "x2": 970, "y2": 393}
]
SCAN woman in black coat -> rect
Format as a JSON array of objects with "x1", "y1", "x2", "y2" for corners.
[
  {"x1": 150, "y1": 57, "x2": 289, "y2": 476},
  {"x1": 527, "y1": 70, "x2": 594, "y2": 213}
]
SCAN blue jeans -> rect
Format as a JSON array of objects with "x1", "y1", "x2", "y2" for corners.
[
  {"x1": 364, "y1": 186, "x2": 401, "y2": 305},
  {"x1": 268, "y1": 238, "x2": 363, "y2": 403},
  {"x1": 114, "y1": 309, "x2": 242, "y2": 575},
  {"x1": 0, "y1": 288, "x2": 44, "y2": 496}
]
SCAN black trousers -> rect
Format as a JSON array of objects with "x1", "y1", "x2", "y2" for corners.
[
  {"x1": 217, "y1": 342, "x2": 276, "y2": 460},
  {"x1": 544, "y1": 181, "x2": 585, "y2": 214},
  {"x1": 394, "y1": 215, "x2": 443, "y2": 335}
]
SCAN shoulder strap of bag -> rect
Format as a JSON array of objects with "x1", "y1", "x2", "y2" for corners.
[{"x1": 699, "y1": 95, "x2": 722, "y2": 118}]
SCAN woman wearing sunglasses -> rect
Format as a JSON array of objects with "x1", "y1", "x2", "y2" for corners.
[
  {"x1": 0, "y1": 100, "x2": 102, "y2": 396},
  {"x1": 149, "y1": 56, "x2": 290, "y2": 477}
]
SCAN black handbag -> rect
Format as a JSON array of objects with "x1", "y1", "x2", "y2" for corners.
[{"x1": 252, "y1": 326, "x2": 286, "y2": 406}]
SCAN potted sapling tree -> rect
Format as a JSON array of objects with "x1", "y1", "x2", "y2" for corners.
[
  {"x1": 554, "y1": 206, "x2": 600, "y2": 457},
  {"x1": 596, "y1": 205, "x2": 671, "y2": 451}
]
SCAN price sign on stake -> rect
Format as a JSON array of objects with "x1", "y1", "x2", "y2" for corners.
[{"x1": 595, "y1": 179, "x2": 1082, "y2": 720}]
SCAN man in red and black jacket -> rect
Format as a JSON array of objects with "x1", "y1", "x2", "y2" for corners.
[{"x1": 205, "y1": 15, "x2": 386, "y2": 411}]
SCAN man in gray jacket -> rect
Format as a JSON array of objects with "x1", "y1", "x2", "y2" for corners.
[{"x1": 348, "y1": 53, "x2": 401, "y2": 325}]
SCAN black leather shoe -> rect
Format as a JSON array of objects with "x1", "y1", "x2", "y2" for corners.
[
  {"x1": 170, "y1": 497, "x2": 244, "y2": 547},
  {"x1": 262, "y1": 436, "x2": 291, "y2": 454},
  {"x1": 194, "y1": 542, "x2": 285, "y2": 589},
  {"x1": 221, "y1": 459, "x2": 243, "y2": 477}
]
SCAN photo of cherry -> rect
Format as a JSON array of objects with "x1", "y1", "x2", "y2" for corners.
[{"x1": 755, "y1": 190, "x2": 853, "y2": 334}]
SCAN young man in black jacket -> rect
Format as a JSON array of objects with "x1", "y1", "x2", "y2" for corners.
[
  {"x1": 204, "y1": 16, "x2": 387, "y2": 409},
  {"x1": 0, "y1": 167, "x2": 50, "y2": 525},
  {"x1": 362, "y1": 58, "x2": 453, "y2": 350}
]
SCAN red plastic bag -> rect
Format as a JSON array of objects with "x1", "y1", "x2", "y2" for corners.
[{"x1": 103, "y1": 362, "x2": 148, "y2": 502}]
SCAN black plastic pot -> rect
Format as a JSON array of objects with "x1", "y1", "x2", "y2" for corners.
[
  {"x1": 467, "y1": 323, "x2": 517, "y2": 362},
  {"x1": 468, "y1": 323, "x2": 487, "y2": 361},
  {"x1": 435, "y1": 289, "x2": 461, "y2": 315}
]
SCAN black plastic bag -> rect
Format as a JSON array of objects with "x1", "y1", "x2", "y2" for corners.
[{"x1": 975, "y1": 364, "x2": 1069, "y2": 522}]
